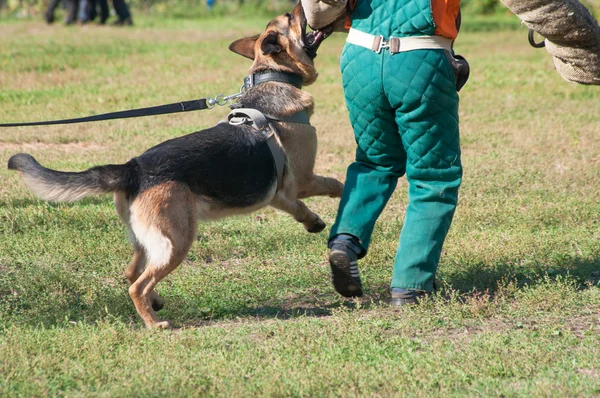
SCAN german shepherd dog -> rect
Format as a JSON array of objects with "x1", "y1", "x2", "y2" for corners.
[{"x1": 8, "y1": 4, "x2": 341, "y2": 329}]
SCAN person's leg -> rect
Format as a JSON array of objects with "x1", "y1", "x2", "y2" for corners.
[
  {"x1": 330, "y1": 150, "x2": 405, "y2": 252},
  {"x1": 385, "y1": 49, "x2": 462, "y2": 298},
  {"x1": 112, "y1": 0, "x2": 132, "y2": 24},
  {"x1": 329, "y1": 46, "x2": 407, "y2": 297},
  {"x1": 98, "y1": 0, "x2": 109, "y2": 23},
  {"x1": 88, "y1": 0, "x2": 98, "y2": 22},
  {"x1": 78, "y1": 0, "x2": 89, "y2": 23},
  {"x1": 44, "y1": 0, "x2": 61, "y2": 23},
  {"x1": 64, "y1": 0, "x2": 78, "y2": 24}
]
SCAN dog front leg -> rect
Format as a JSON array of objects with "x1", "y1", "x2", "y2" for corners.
[{"x1": 270, "y1": 194, "x2": 326, "y2": 233}]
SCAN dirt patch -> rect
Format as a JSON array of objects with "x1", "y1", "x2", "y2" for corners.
[
  {"x1": 0, "y1": 70, "x2": 90, "y2": 91},
  {"x1": 564, "y1": 311, "x2": 600, "y2": 338},
  {"x1": 577, "y1": 368, "x2": 599, "y2": 378},
  {"x1": 0, "y1": 141, "x2": 105, "y2": 152}
]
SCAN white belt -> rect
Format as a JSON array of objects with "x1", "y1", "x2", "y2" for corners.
[{"x1": 346, "y1": 27, "x2": 453, "y2": 54}]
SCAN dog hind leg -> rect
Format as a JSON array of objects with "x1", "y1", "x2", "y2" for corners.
[
  {"x1": 115, "y1": 192, "x2": 165, "y2": 311},
  {"x1": 270, "y1": 194, "x2": 326, "y2": 233},
  {"x1": 124, "y1": 246, "x2": 165, "y2": 311},
  {"x1": 128, "y1": 182, "x2": 197, "y2": 329}
]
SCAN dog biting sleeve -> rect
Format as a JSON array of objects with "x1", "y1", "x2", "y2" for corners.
[{"x1": 301, "y1": 0, "x2": 347, "y2": 29}]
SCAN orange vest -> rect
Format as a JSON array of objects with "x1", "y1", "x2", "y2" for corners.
[
  {"x1": 345, "y1": 0, "x2": 461, "y2": 40},
  {"x1": 432, "y1": 0, "x2": 460, "y2": 39}
]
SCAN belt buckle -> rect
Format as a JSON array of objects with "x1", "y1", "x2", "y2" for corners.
[
  {"x1": 375, "y1": 35, "x2": 389, "y2": 54},
  {"x1": 388, "y1": 36, "x2": 400, "y2": 54}
]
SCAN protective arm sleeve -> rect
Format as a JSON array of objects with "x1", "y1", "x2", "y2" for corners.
[
  {"x1": 501, "y1": 0, "x2": 600, "y2": 85},
  {"x1": 301, "y1": 0, "x2": 348, "y2": 30}
]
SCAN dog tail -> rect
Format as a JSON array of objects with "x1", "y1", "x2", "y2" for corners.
[{"x1": 8, "y1": 153, "x2": 135, "y2": 202}]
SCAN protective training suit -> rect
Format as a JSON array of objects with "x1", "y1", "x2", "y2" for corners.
[{"x1": 304, "y1": 0, "x2": 466, "y2": 293}]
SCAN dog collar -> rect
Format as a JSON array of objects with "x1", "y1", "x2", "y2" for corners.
[
  {"x1": 243, "y1": 71, "x2": 304, "y2": 90},
  {"x1": 266, "y1": 111, "x2": 310, "y2": 125}
]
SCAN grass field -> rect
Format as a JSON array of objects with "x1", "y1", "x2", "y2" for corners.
[{"x1": 1, "y1": 13, "x2": 599, "y2": 396}]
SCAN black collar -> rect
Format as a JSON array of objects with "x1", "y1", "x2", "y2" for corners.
[{"x1": 243, "y1": 71, "x2": 304, "y2": 91}]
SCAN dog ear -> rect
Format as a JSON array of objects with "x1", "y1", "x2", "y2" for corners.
[
  {"x1": 229, "y1": 35, "x2": 259, "y2": 60},
  {"x1": 261, "y1": 31, "x2": 282, "y2": 56}
]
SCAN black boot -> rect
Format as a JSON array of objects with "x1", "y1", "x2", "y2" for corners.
[
  {"x1": 329, "y1": 242, "x2": 363, "y2": 298},
  {"x1": 391, "y1": 288, "x2": 429, "y2": 306}
]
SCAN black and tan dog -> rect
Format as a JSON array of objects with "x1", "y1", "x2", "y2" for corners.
[{"x1": 8, "y1": 4, "x2": 342, "y2": 329}]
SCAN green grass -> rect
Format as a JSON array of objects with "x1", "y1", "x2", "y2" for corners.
[{"x1": 1, "y1": 16, "x2": 600, "y2": 397}]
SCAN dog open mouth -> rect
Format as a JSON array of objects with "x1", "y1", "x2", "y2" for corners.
[{"x1": 303, "y1": 24, "x2": 334, "y2": 59}]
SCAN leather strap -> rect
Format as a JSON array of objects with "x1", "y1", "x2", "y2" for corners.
[
  {"x1": 266, "y1": 110, "x2": 310, "y2": 125},
  {"x1": 0, "y1": 99, "x2": 209, "y2": 128},
  {"x1": 244, "y1": 71, "x2": 303, "y2": 90},
  {"x1": 346, "y1": 28, "x2": 453, "y2": 54},
  {"x1": 1, "y1": 72, "x2": 305, "y2": 128},
  {"x1": 227, "y1": 108, "x2": 286, "y2": 191}
]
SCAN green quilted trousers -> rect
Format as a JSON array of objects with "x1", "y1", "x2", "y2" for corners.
[{"x1": 330, "y1": 43, "x2": 462, "y2": 292}]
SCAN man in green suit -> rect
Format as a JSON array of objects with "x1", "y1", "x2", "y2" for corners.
[{"x1": 302, "y1": 0, "x2": 469, "y2": 304}]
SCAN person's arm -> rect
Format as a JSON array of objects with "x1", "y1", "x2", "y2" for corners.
[
  {"x1": 501, "y1": 0, "x2": 600, "y2": 85},
  {"x1": 301, "y1": 0, "x2": 348, "y2": 30}
]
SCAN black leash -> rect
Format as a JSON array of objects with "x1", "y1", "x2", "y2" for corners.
[
  {"x1": 0, "y1": 99, "x2": 209, "y2": 128},
  {"x1": 0, "y1": 71, "x2": 305, "y2": 128}
]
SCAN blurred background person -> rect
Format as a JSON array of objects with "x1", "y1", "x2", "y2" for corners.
[
  {"x1": 79, "y1": 0, "x2": 109, "y2": 24},
  {"x1": 112, "y1": 0, "x2": 133, "y2": 25},
  {"x1": 44, "y1": 0, "x2": 78, "y2": 24}
]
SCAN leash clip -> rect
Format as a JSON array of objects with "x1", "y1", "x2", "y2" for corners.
[
  {"x1": 206, "y1": 84, "x2": 246, "y2": 109},
  {"x1": 207, "y1": 94, "x2": 228, "y2": 108}
]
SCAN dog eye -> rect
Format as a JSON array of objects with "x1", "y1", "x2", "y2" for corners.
[{"x1": 285, "y1": 12, "x2": 294, "y2": 20}]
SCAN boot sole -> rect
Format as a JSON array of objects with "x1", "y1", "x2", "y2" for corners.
[
  {"x1": 329, "y1": 250, "x2": 363, "y2": 298},
  {"x1": 391, "y1": 297, "x2": 419, "y2": 306}
]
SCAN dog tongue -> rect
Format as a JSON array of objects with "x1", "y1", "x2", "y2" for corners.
[
  {"x1": 313, "y1": 31, "x2": 324, "y2": 44},
  {"x1": 306, "y1": 30, "x2": 325, "y2": 47}
]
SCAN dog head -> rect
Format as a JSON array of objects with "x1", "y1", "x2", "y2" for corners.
[{"x1": 229, "y1": 3, "x2": 333, "y2": 86}]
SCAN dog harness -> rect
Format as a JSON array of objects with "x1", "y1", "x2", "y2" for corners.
[
  {"x1": 227, "y1": 108, "x2": 286, "y2": 192},
  {"x1": 223, "y1": 71, "x2": 312, "y2": 193}
]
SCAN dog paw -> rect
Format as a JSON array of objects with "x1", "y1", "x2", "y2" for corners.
[
  {"x1": 149, "y1": 320, "x2": 172, "y2": 330},
  {"x1": 328, "y1": 180, "x2": 344, "y2": 198},
  {"x1": 305, "y1": 215, "x2": 326, "y2": 233}
]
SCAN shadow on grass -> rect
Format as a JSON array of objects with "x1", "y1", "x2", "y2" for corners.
[
  {"x1": 177, "y1": 291, "x2": 395, "y2": 329},
  {"x1": 180, "y1": 304, "x2": 339, "y2": 328},
  {"x1": 439, "y1": 256, "x2": 600, "y2": 294},
  {"x1": 4, "y1": 255, "x2": 599, "y2": 330},
  {"x1": 195, "y1": 255, "x2": 600, "y2": 324}
]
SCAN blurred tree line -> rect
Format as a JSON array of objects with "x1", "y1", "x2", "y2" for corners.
[{"x1": 0, "y1": 0, "x2": 597, "y2": 19}]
